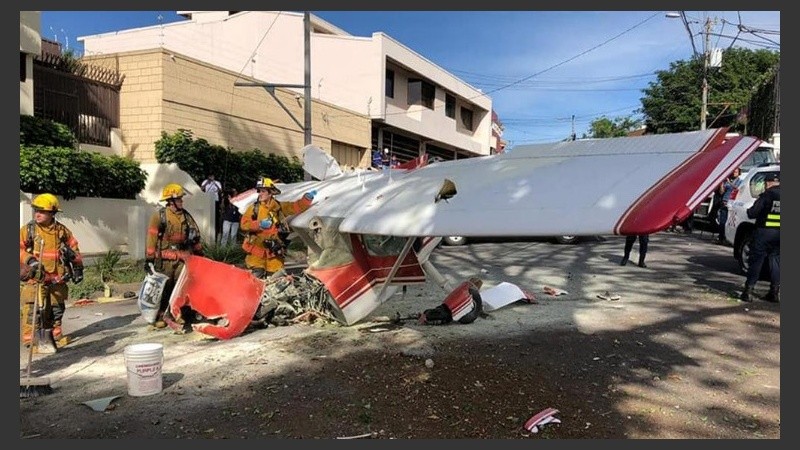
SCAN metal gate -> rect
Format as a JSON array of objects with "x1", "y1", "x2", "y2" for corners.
[{"x1": 32, "y1": 55, "x2": 123, "y2": 147}]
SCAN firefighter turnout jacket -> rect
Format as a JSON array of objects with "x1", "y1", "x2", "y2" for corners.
[
  {"x1": 19, "y1": 220, "x2": 83, "y2": 285},
  {"x1": 146, "y1": 207, "x2": 204, "y2": 263},
  {"x1": 240, "y1": 196, "x2": 313, "y2": 273}
]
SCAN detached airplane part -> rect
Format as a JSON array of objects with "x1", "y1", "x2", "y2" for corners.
[
  {"x1": 144, "y1": 128, "x2": 760, "y2": 339},
  {"x1": 285, "y1": 129, "x2": 760, "y2": 238}
]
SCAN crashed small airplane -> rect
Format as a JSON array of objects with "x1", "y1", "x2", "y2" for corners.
[{"x1": 139, "y1": 128, "x2": 761, "y2": 339}]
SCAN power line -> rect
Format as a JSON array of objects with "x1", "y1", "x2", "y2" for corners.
[
  {"x1": 327, "y1": 11, "x2": 663, "y2": 121},
  {"x1": 482, "y1": 12, "x2": 663, "y2": 97}
]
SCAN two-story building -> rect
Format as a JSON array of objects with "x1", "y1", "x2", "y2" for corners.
[{"x1": 80, "y1": 11, "x2": 493, "y2": 165}]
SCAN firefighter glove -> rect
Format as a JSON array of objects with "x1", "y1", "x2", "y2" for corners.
[
  {"x1": 27, "y1": 259, "x2": 44, "y2": 281},
  {"x1": 72, "y1": 265, "x2": 84, "y2": 284},
  {"x1": 260, "y1": 218, "x2": 273, "y2": 229},
  {"x1": 144, "y1": 259, "x2": 155, "y2": 275}
]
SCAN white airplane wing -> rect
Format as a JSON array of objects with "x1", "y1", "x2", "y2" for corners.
[{"x1": 276, "y1": 128, "x2": 760, "y2": 237}]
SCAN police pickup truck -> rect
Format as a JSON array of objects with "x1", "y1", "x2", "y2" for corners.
[
  {"x1": 724, "y1": 163, "x2": 780, "y2": 275},
  {"x1": 692, "y1": 140, "x2": 778, "y2": 230}
]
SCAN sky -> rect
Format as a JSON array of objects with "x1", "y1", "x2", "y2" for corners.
[{"x1": 40, "y1": 10, "x2": 780, "y2": 149}]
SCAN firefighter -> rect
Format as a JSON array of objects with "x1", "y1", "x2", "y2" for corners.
[
  {"x1": 240, "y1": 177, "x2": 316, "y2": 278},
  {"x1": 19, "y1": 193, "x2": 84, "y2": 353},
  {"x1": 144, "y1": 183, "x2": 204, "y2": 328},
  {"x1": 740, "y1": 173, "x2": 780, "y2": 303}
]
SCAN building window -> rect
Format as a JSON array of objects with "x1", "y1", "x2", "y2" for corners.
[
  {"x1": 20, "y1": 52, "x2": 26, "y2": 82},
  {"x1": 385, "y1": 69, "x2": 394, "y2": 98},
  {"x1": 460, "y1": 107, "x2": 473, "y2": 131},
  {"x1": 408, "y1": 78, "x2": 434, "y2": 109},
  {"x1": 445, "y1": 94, "x2": 456, "y2": 118}
]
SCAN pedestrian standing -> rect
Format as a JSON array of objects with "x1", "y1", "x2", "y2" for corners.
[
  {"x1": 200, "y1": 173, "x2": 223, "y2": 240},
  {"x1": 716, "y1": 167, "x2": 741, "y2": 243},
  {"x1": 739, "y1": 172, "x2": 780, "y2": 303},
  {"x1": 220, "y1": 188, "x2": 242, "y2": 246},
  {"x1": 620, "y1": 234, "x2": 649, "y2": 268}
]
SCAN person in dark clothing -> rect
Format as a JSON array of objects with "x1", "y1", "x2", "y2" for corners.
[
  {"x1": 716, "y1": 167, "x2": 742, "y2": 243},
  {"x1": 220, "y1": 188, "x2": 242, "y2": 245},
  {"x1": 620, "y1": 235, "x2": 649, "y2": 268},
  {"x1": 740, "y1": 172, "x2": 780, "y2": 303}
]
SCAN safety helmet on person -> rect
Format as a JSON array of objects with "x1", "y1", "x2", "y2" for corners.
[
  {"x1": 160, "y1": 183, "x2": 186, "y2": 201},
  {"x1": 31, "y1": 193, "x2": 61, "y2": 212},
  {"x1": 255, "y1": 177, "x2": 281, "y2": 194}
]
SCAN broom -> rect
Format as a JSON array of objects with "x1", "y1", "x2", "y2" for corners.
[{"x1": 20, "y1": 238, "x2": 53, "y2": 398}]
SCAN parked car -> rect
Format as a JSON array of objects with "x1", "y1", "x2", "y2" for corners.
[
  {"x1": 724, "y1": 163, "x2": 780, "y2": 275},
  {"x1": 692, "y1": 140, "x2": 778, "y2": 230},
  {"x1": 442, "y1": 235, "x2": 581, "y2": 246}
]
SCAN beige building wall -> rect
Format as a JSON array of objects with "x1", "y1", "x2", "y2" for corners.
[
  {"x1": 84, "y1": 49, "x2": 370, "y2": 164},
  {"x1": 19, "y1": 11, "x2": 42, "y2": 116}
]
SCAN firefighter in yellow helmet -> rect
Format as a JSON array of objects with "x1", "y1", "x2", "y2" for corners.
[
  {"x1": 240, "y1": 177, "x2": 316, "y2": 278},
  {"x1": 144, "y1": 183, "x2": 204, "y2": 329},
  {"x1": 19, "y1": 193, "x2": 84, "y2": 353}
]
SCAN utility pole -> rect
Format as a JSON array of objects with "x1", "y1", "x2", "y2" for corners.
[
  {"x1": 666, "y1": 12, "x2": 717, "y2": 131},
  {"x1": 234, "y1": 11, "x2": 313, "y2": 146},
  {"x1": 700, "y1": 17, "x2": 713, "y2": 130},
  {"x1": 303, "y1": 11, "x2": 312, "y2": 146},
  {"x1": 570, "y1": 115, "x2": 576, "y2": 140}
]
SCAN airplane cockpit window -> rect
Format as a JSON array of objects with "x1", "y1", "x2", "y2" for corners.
[{"x1": 362, "y1": 234, "x2": 407, "y2": 257}]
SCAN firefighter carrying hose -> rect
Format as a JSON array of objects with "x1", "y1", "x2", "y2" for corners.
[
  {"x1": 144, "y1": 183, "x2": 204, "y2": 329},
  {"x1": 19, "y1": 193, "x2": 84, "y2": 353},
  {"x1": 240, "y1": 177, "x2": 316, "y2": 278}
]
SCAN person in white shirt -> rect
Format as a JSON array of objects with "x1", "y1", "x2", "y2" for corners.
[{"x1": 201, "y1": 174, "x2": 223, "y2": 239}]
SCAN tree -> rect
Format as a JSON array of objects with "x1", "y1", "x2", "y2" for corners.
[
  {"x1": 640, "y1": 48, "x2": 779, "y2": 134},
  {"x1": 585, "y1": 115, "x2": 642, "y2": 138}
]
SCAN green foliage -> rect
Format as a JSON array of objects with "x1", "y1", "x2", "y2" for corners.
[
  {"x1": 95, "y1": 250, "x2": 123, "y2": 281},
  {"x1": 20, "y1": 145, "x2": 147, "y2": 200},
  {"x1": 68, "y1": 254, "x2": 144, "y2": 300},
  {"x1": 641, "y1": 48, "x2": 780, "y2": 133},
  {"x1": 586, "y1": 115, "x2": 642, "y2": 138},
  {"x1": 747, "y1": 64, "x2": 779, "y2": 140},
  {"x1": 20, "y1": 115, "x2": 77, "y2": 148},
  {"x1": 68, "y1": 276, "x2": 105, "y2": 300},
  {"x1": 202, "y1": 241, "x2": 247, "y2": 265},
  {"x1": 154, "y1": 129, "x2": 305, "y2": 192}
]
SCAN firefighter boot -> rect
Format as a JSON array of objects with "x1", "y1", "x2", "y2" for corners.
[
  {"x1": 739, "y1": 286, "x2": 754, "y2": 303},
  {"x1": 52, "y1": 322, "x2": 62, "y2": 341},
  {"x1": 35, "y1": 328, "x2": 58, "y2": 354}
]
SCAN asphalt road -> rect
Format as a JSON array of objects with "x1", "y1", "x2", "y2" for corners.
[{"x1": 25, "y1": 228, "x2": 753, "y2": 367}]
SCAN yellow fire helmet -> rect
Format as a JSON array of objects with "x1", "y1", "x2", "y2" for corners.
[
  {"x1": 31, "y1": 193, "x2": 61, "y2": 212},
  {"x1": 160, "y1": 183, "x2": 186, "y2": 201},
  {"x1": 255, "y1": 177, "x2": 281, "y2": 194}
]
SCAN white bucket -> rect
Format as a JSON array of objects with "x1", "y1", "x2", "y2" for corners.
[{"x1": 123, "y1": 343, "x2": 164, "y2": 396}]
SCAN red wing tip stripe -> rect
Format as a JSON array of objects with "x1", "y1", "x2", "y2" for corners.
[{"x1": 524, "y1": 408, "x2": 559, "y2": 429}]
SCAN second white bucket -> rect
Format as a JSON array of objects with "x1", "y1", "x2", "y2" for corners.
[{"x1": 123, "y1": 343, "x2": 164, "y2": 396}]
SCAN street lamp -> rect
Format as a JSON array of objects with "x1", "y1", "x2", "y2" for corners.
[{"x1": 667, "y1": 12, "x2": 714, "y2": 130}]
